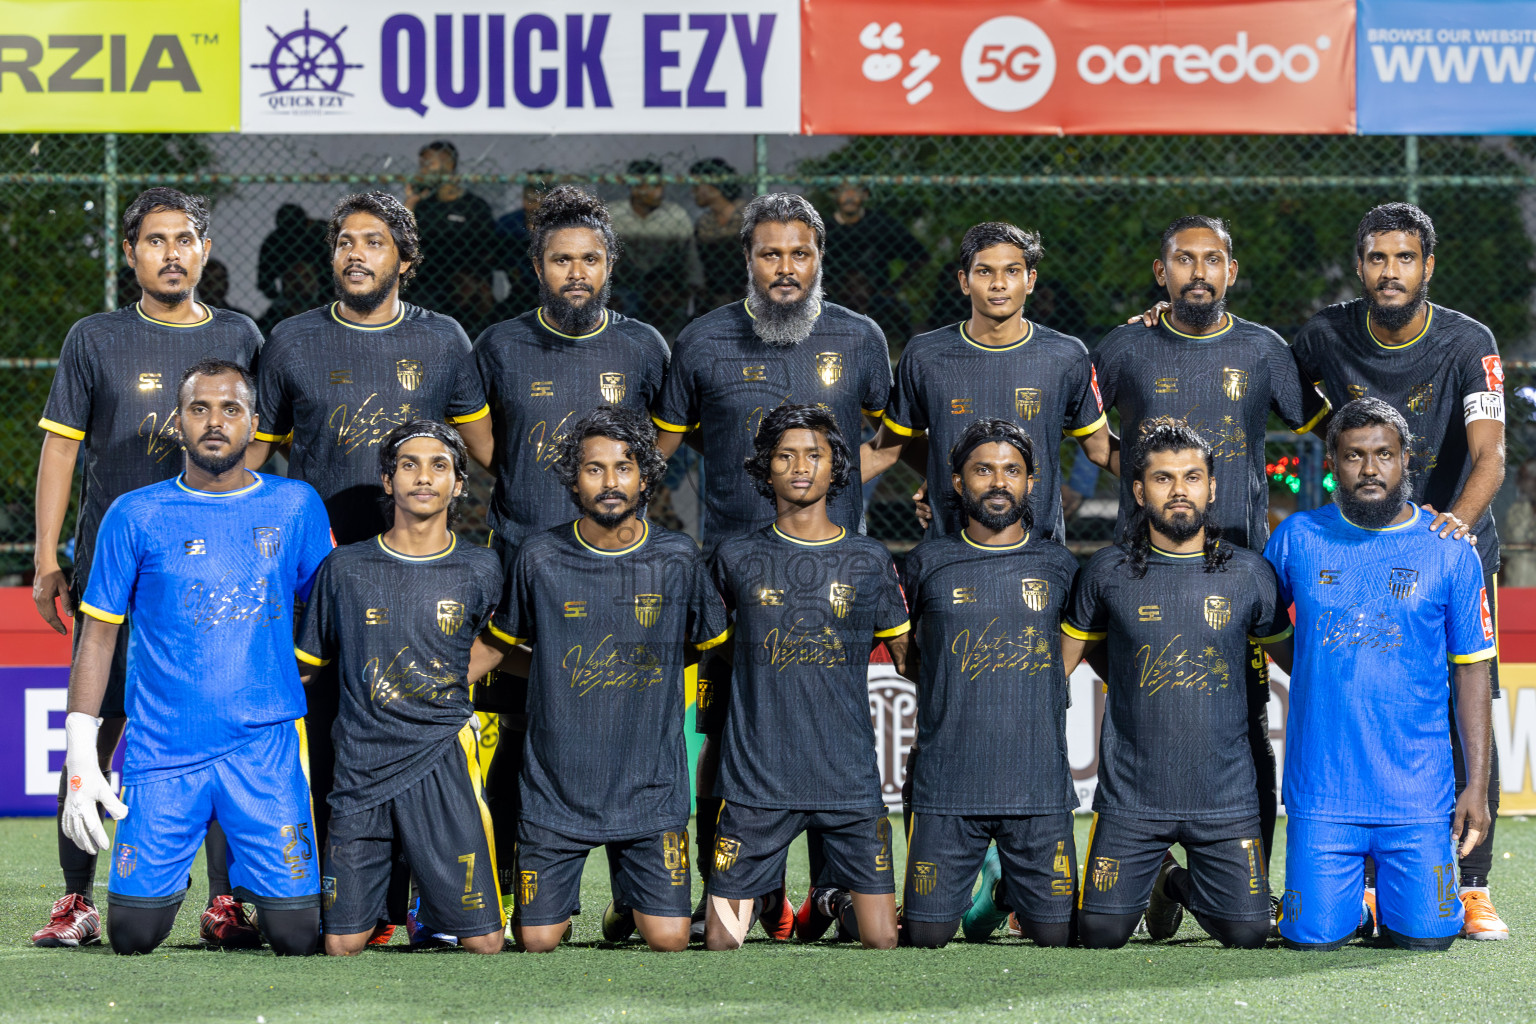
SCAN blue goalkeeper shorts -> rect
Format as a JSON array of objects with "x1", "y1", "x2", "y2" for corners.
[
  {"x1": 1280, "y1": 816, "x2": 1463, "y2": 950},
  {"x1": 107, "y1": 721, "x2": 319, "y2": 911}
]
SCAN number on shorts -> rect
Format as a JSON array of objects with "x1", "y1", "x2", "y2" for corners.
[
  {"x1": 1240, "y1": 838, "x2": 1266, "y2": 895},
  {"x1": 460, "y1": 853, "x2": 485, "y2": 910},
  {"x1": 1433, "y1": 862, "x2": 1458, "y2": 918},
  {"x1": 280, "y1": 823, "x2": 313, "y2": 880},
  {"x1": 1051, "y1": 841, "x2": 1073, "y2": 896},
  {"x1": 664, "y1": 830, "x2": 690, "y2": 886},
  {"x1": 875, "y1": 818, "x2": 892, "y2": 872}
]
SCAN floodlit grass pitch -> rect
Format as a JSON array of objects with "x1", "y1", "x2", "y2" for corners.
[{"x1": 1, "y1": 816, "x2": 1533, "y2": 1024}]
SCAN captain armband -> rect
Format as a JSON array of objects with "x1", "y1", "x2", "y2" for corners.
[{"x1": 1463, "y1": 391, "x2": 1504, "y2": 426}]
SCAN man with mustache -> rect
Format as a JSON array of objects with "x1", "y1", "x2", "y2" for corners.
[
  {"x1": 470, "y1": 187, "x2": 670, "y2": 917},
  {"x1": 1289, "y1": 204, "x2": 1510, "y2": 941},
  {"x1": 650, "y1": 192, "x2": 893, "y2": 938},
  {"x1": 1060, "y1": 423, "x2": 1294, "y2": 950},
  {"x1": 32, "y1": 189, "x2": 263, "y2": 949},
  {"x1": 1266, "y1": 398, "x2": 1493, "y2": 951},
  {"x1": 58, "y1": 359, "x2": 334, "y2": 956}
]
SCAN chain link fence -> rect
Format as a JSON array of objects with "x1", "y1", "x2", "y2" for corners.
[{"x1": 3, "y1": 132, "x2": 1535, "y2": 581}]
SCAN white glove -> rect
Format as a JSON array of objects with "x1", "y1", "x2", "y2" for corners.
[{"x1": 61, "y1": 712, "x2": 128, "y2": 855}]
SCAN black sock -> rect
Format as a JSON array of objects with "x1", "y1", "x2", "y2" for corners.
[
  {"x1": 1165, "y1": 865, "x2": 1193, "y2": 907},
  {"x1": 205, "y1": 821, "x2": 231, "y2": 903},
  {"x1": 1364, "y1": 856, "x2": 1377, "y2": 889},
  {"x1": 695, "y1": 795, "x2": 721, "y2": 886}
]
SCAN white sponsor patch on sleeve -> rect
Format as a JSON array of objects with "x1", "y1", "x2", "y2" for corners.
[{"x1": 1464, "y1": 391, "x2": 1505, "y2": 425}]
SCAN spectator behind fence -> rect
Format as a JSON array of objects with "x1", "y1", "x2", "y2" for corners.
[
  {"x1": 405, "y1": 139, "x2": 502, "y2": 312},
  {"x1": 1501, "y1": 459, "x2": 1536, "y2": 587},
  {"x1": 690, "y1": 158, "x2": 748, "y2": 311},
  {"x1": 496, "y1": 169, "x2": 555, "y2": 312},
  {"x1": 609, "y1": 159, "x2": 703, "y2": 337},
  {"x1": 256, "y1": 203, "x2": 328, "y2": 305},
  {"x1": 198, "y1": 260, "x2": 254, "y2": 320},
  {"x1": 822, "y1": 182, "x2": 929, "y2": 342}
]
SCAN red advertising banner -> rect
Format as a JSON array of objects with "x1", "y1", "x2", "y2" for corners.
[{"x1": 802, "y1": 0, "x2": 1355, "y2": 135}]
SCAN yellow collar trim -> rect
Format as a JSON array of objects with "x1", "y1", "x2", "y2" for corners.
[
  {"x1": 377, "y1": 533, "x2": 457, "y2": 562},
  {"x1": 960, "y1": 319, "x2": 1034, "y2": 352},
  {"x1": 174, "y1": 471, "x2": 262, "y2": 498},
  {"x1": 1150, "y1": 542, "x2": 1206, "y2": 559},
  {"x1": 1159, "y1": 311, "x2": 1233, "y2": 340},
  {"x1": 1340, "y1": 503, "x2": 1421, "y2": 532},
  {"x1": 330, "y1": 301, "x2": 404, "y2": 332},
  {"x1": 136, "y1": 302, "x2": 211, "y2": 328},
  {"x1": 537, "y1": 306, "x2": 609, "y2": 340},
  {"x1": 1366, "y1": 304, "x2": 1433, "y2": 350},
  {"x1": 772, "y1": 523, "x2": 846, "y2": 547},
  {"x1": 573, "y1": 518, "x2": 648, "y2": 556},
  {"x1": 743, "y1": 297, "x2": 822, "y2": 321},
  {"x1": 960, "y1": 529, "x2": 1030, "y2": 551}
]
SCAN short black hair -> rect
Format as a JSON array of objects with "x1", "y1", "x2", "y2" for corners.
[
  {"x1": 950, "y1": 417, "x2": 1036, "y2": 478},
  {"x1": 1159, "y1": 215, "x2": 1232, "y2": 261},
  {"x1": 177, "y1": 358, "x2": 255, "y2": 409},
  {"x1": 743, "y1": 403, "x2": 851, "y2": 502},
  {"x1": 327, "y1": 191, "x2": 422, "y2": 286},
  {"x1": 690, "y1": 157, "x2": 742, "y2": 201},
  {"x1": 1326, "y1": 397, "x2": 1413, "y2": 466},
  {"x1": 960, "y1": 222, "x2": 1044, "y2": 274},
  {"x1": 1356, "y1": 202, "x2": 1437, "y2": 261},
  {"x1": 1130, "y1": 420, "x2": 1214, "y2": 482},
  {"x1": 123, "y1": 188, "x2": 211, "y2": 247},
  {"x1": 552, "y1": 405, "x2": 667, "y2": 515},
  {"x1": 378, "y1": 419, "x2": 469, "y2": 523},
  {"x1": 420, "y1": 139, "x2": 459, "y2": 169},
  {"x1": 527, "y1": 185, "x2": 620, "y2": 267},
  {"x1": 740, "y1": 193, "x2": 825, "y2": 256}
]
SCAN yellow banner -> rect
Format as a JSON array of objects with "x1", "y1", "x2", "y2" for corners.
[{"x1": 0, "y1": 0, "x2": 239, "y2": 132}]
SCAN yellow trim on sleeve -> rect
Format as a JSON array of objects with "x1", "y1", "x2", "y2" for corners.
[
  {"x1": 449, "y1": 403, "x2": 491, "y2": 425},
  {"x1": 1451, "y1": 647, "x2": 1498, "y2": 665},
  {"x1": 1295, "y1": 399, "x2": 1332, "y2": 437},
  {"x1": 79, "y1": 602, "x2": 125, "y2": 625},
  {"x1": 1061, "y1": 622, "x2": 1105, "y2": 642},
  {"x1": 874, "y1": 620, "x2": 911, "y2": 639},
  {"x1": 650, "y1": 412, "x2": 692, "y2": 433},
  {"x1": 863, "y1": 407, "x2": 885, "y2": 418},
  {"x1": 1065, "y1": 411, "x2": 1108, "y2": 438},
  {"x1": 38, "y1": 417, "x2": 87, "y2": 441},
  {"x1": 487, "y1": 622, "x2": 526, "y2": 646},
  {"x1": 1250, "y1": 624, "x2": 1294, "y2": 646},
  {"x1": 253, "y1": 429, "x2": 288, "y2": 443},
  {"x1": 294, "y1": 648, "x2": 331, "y2": 667},
  {"x1": 880, "y1": 414, "x2": 924, "y2": 438},
  {"x1": 696, "y1": 625, "x2": 733, "y2": 651}
]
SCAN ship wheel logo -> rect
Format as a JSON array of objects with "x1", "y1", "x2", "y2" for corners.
[{"x1": 252, "y1": 10, "x2": 363, "y2": 95}]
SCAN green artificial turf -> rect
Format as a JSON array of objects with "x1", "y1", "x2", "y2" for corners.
[{"x1": 2, "y1": 815, "x2": 1534, "y2": 1024}]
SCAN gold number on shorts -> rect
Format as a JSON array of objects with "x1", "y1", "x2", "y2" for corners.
[
  {"x1": 1240, "y1": 838, "x2": 1266, "y2": 895},
  {"x1": 1051, "y1": 840, "x2": 1074, "y2": 896},
  {"x1": 1433, "y1": 862, "x2": 1458, "y2": 918},
  {"x1": 875, "y1": 818, "x2": 892, "y2": 872},
  {"x1": 280, "y1": 823, "x2": 313, "y2": 880},
  {"x1": 664, "y1": 830, "x2": 690, "y2": 886},
  {"x1": 459, "y1": 853, "x2": 485, "y2": 910}
]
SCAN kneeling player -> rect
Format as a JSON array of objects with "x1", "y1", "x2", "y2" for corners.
[
  {"x1": 485, "y1": 407, "x2": 729, "y2": 952},
  {"x1": 1267, "y1": 399, "x2": 1492, "y2": 951},
  {"x1": 898, "y1": 420, "x2": 1081, "y2": 948},
  {"x1": 59, "y1": 360, "x2": 334, "y2": 955},
  {"x1": 1061, "y1": 424, "x2": 1292, "y2": 950},
  {"x1": 703, "y1": 405, "x2": 910, "y2": 951},
  {"x1": 297, "y1": 422, "x2": 505, "y2": 955}
]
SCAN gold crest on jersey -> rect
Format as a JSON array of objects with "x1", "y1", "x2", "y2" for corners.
[
  {"x1": 1021, "y1": 579, "x2": 1049, "y2": 612},
  {"x1": 519, "y1": 870, "x2": 538, "y2": 905},
  {"x1": 715, "y1": 836, "x2": 742, "y2": 872},
  {"x1": 321, "y1": 876, "x2": 336, "y2": 911},
  {"x1": 816, "y1": 352, "x2": 843, "y2": 387},
  {"x1": 115, "y1": 844, "x2": 137, "y2": 879},
  {"x1": 911, "y1": 861, "x2": 938, "y2": 896},
  {"x1": 253, "y1": 526, "x2": 281, "y2": 557},
  {"x1": 1407, "y1": 382, "x2": 1434, "y2": 414},
  {"x1": 634, "y1": 594, "x2": 662, "y2": 628},
  {"x1": 1204, "y1": 595, "x2": 1232, "y2": 630},
  {"x1": 1015, "y1": 387, "x2": 1042, "y2": 420},
  {"x1": 396, "y1": 359, "x2": 424, "y2": 390},
  {"x1": 1091, "y1": 856, "x2": 1119, "y2": 892},
  {"x1": 829, "y1": 582, "x2": 856, "y2": 618},
  {"x1": 1389, "y1": 567, "x2": 1420, "y2": 600},
  {"x1": 436, "y1": 600, "x2": 466, "y2": 636},
  {"x1": 1222, "y1": 368, "x2": 1248, "y2": 401},
  {"x1": 599, "y1": 371, "x2": 627, "y2": 404}
]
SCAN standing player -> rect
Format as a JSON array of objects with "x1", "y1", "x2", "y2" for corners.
[
  {"x1": 1060, "y1": 424, "x2": 1293, "y2": 950},
  {"x1": 59, "y1": 359, "x2": 333, "y2": 955},
  {"x1": 297, "y1": 421, "x2": 504, "y2": 955},
  {"x1": 1290, "y1": 204, "x2": 1509, "y2": 939},
  {"x1": 897, "y1": 420, "x2": 1080, "y2": 948},
  {"x1": 863, "y1": 222, "x2": 1111, "y2": 542},
  {"x1": 651, "y1": 193, "x2": 892, "y2": 924},
  {"x1": 471, "y1": 187, "x2": 670, "y2": 905},
  {"x1": 702, "y1": 406, "x2": 910, "y2": 951},
  {"x1": 484, "y1": 407, "x2": 729, "y2": 953},
  {"x1": 32, "y1": 189, "x2": 263, "y2": 948},
  {"x1": 1268, "y1": 399, "x2": 1493, "y2": 950}
]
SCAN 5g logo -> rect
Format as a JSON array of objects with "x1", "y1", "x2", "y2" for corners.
[{"x1": 962, "y1": 16, "x2": 1057, "y2": 112}]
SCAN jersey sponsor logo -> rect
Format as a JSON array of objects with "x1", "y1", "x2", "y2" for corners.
[
  {"x1": 530, "y1": 380, "x2": 555, "y2": 398},
  {"x1": 1318, "y1": 569, "x2": 1341, "y2": 585},
  {"x1": 321, "y1": 876, "x2": 337, "y2": 911},
  {"x1": 1388, "y1": 567, "x2": 1419, "y2": 600},
  {"x1": 1221, "y1": 367, "x2": 1248, "y2": 401},
  {"x1": 742, "y1": 365, "x2": 767, "y2": 382},
  {"x1": 1464, "y1": 391, "x2": 1505, "y2": 426},
  {"x1": 1480, "y1": 587, "x2": 1494, "y2": 641},
  {"x1": 366, "y1": 607, "x2": 390, "y2": 625},
  {"x1": 114, "y1": 843, "x2": 137, "y2": 879},
  {"x1": 952, "y1": 587, "x2": 977, "y2": 604},
  {"x1": 1021, "y1": 578, "x2": 1049, "y2": 612},
  {"x1": 1137, "y1": 604, "x2": 1161, "y2": 622},
  {"x1": 950, "y1": 397, "x2": 973, "y2": 415},
  {"x1": 1089, "y1": 364, "x2": 1104, "y2": 412},
  {"x1": 664, "y1": 831, "x2": 690, "y2": 886},
  {"x1": 714, "y1": 835, "x2": 742, "y2": 872},
  {"x1": 395, "y1": 359, "x2": 424, "y2": 390},
  {"x1": 1346, "y1": 383, "x2": 1368, "y2": 400},
  {"x1": 1204, "y1": 595, "x2": 1232, "y2": 630},
  {"x1": 436, "y1": 599, "x2": 466, "y2": 636},
  {"x1": 599, "y1": 371, "x2": 626, "y2": 404},
  {"x1": 757, "y1": 588, "x2": 784, "y2": 606},
  {"x1": 329, "y1": 369, "x2": 353, "y2": 385},
  {"x1": 137, "y1": 371, "x2": 163, "y2": 391},
  {"x1": 1483, "y1": 355, "x2": 1505, "y2": 394},
  {"x1": 253, "y1": 526, "x2": 281, "y2": 557},
  {"x1": 1090, "y1": 855, "x2": 1119, "y2": 892},
  {"x1": 563, "y1": 600, "x2": 588, "y2": 618},
  {"x1": 634, "y1": 594, "x2": 663, "y2": 628},
  {"x1": 1406, "y1": 382, "x2": 1434, "y2": 414},
  {"x1": 1153, "y1": 377, "x2": 1178, "y2": 394},
  {"x1": 137, "y1": 406, "x2": 182, "y2": 463},
  {"x1": 816, "y1": 351, "x2": 844, "y2": 387},
  {"x1": 911, "y1": 860, "x2": 938, "y2": 896},
  {"x1": 1015, "y1": 387, "x2": 1042, "y2": 420},
  {"x1": 829, "y1": 582, "x2": 857, "y2": 618},
  {"x1": 519, "y1": 869, "x2": 539, "y2": 905},
  {"x1": 185, "y1": 538, "x2": 206, "y2": 556}
]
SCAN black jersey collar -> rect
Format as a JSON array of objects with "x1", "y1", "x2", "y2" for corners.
[
  {"x1": 959, "y1": 320, "x2": 1033, "y2": 352},
  {"x1": 1159, "y1": 311, "x2": 1233, "y2": 340},
  {"x1": 537, "y1": 306, "x2": 610, "y2": 340},
  {"x1": 771, "y1": 523, "x2": 846, "y2": 547},
  {"x1": 376, "y1": 533, "x2": 457, "y2": 562},
  {"x1": 136, "y1": 302, "x2": 212, "y2": 328},
  {"x1": 329, "y1": 301, "x2": 405, "y2": 332},
  {"x1": 572, "y1": 518, "x2": 649, "y2": 556}
]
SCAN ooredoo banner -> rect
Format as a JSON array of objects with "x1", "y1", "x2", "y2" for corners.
[{"x1": 801, "y1": 0, "x2": 1355, "y2": 135}]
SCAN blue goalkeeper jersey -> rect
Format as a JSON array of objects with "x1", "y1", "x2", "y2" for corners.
[
  {"x1": 1265, "y1": 503, "x2": 1496, "y2": 824},
  {"x1": 81, "y1": 472, "x2": 334, "y2": 785}
]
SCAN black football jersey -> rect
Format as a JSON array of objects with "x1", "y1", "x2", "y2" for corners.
[
  {"x1": 1093, "y1": 314, "x2": 1324, "y2": 551},
  {"x1": 255, "y1": 302, "x2": 488, "y2": 543},
  {"x1": 901, "y1": 530, "x2": 1081, "y2": 816},
  {"x1": 651, "y1": 300, "x2": 893, "y2": 553},
  {"x1": 1291, "y1": 300, "x2": 1503, "y2": 574},
  {"x1": 710, "y1": 525, "x2": 910, "y2": 811},
  {"x1": 296, "y1": 534, "x2": 502, "y2": 815},
  {"x1": 473, "y1": 308, "x2": 669, "y2": 548},
  {"x1": 884, "y1": 320, "x2": 1105, "y2": 543},
  {"x1": 491, "y1": 521, "x2": 730, "y2": 842},
  {"x1": 39, "y1": 303, "x2": 263, "y2": 584},
  {"x1": 1064, "y1": 543, "x2": 1292, "y2": 820}
]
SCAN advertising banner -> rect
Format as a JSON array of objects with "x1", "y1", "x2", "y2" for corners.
[
  {"x1": 1357, "y1": 0, "x2": 1536, "y2": 135},
  {"x1": 801, "y1": 0, "x2": 1355, "y2": 135},
  {"x1": 239, "y1": 1, "x2": 799, "y2": 134},
  {"x1": 0, "y1": 0, "x2": 240, "y2": 133}
]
